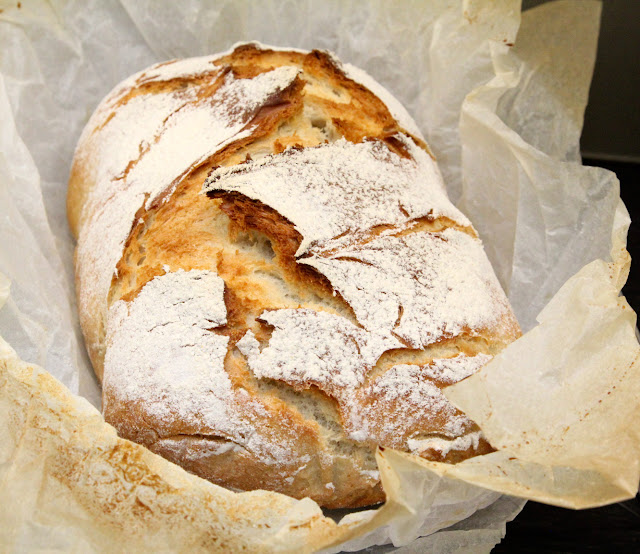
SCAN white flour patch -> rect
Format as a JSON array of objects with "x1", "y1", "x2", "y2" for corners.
[
  {"x1": 103, "y1": 269, "x2": 304, "y2": 465},
  {"x1": 304, "y1": 229, "x2": 509, "y2": 348},
  {"x1": 340, "y1": 355, "x2": 491, "y2": 449},
  {"x1": 204, "y1": 136, "x2": 469, "y2": 256},
  {"x1": 136, "y1": 56, "x2": 221, "y2": 84},
  {"x1": 104, "y1": 269, "x2": 231, "y2": 428},
  {"x1": 77, "y1": 65, "x2": 302, "y2": 350},
  {"x1": 425, "y1": 353, "x2": 493, "y2": 384},
  {"x1": 237, "y1": 309, "x2": 401, "y2": 393},
  {"x1": 154, "y1": 437, "x2": 246, "y2": 462}
]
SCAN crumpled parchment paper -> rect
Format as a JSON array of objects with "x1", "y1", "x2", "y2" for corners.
[{"x1": 1, "y1": 0, "x2": 637, "y2": 552}]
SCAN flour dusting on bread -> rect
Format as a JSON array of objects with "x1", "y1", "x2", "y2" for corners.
[
  {"x1": 68, "y1": 43, "x2": 521, "y2": 509},
  {"x1": 104, "y1": 269, "x2": 304, "y2": 467},
  {"x1": 205, "y1": 136, "x2": 469, "y2": 256},
  {"x1": 237, "y1": 309, "x2": 401, "y2": 392},
  {"x1": 73, "y1": 63, "x2": 303, "y2": 371},
  {"x1": 304, "y1": 228, "x2": 514, "y2": 349},
  {"x1": 339, "y1": 355, "x2": 492, "y2": 451},
  {"x1": 104, "y1": 269, "x2": 230, "y2": 427}
]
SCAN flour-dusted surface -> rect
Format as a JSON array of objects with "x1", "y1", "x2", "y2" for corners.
[
  {"x1": 426, "y1": 353, "x2": 493, "y2": 384},
  {"x1": 88, "y1": 56, "x2": 223, "y2": 123},
  {"x1": 75, "y1": 63, "x2": 302, "y2": 359},
  {"x1": 70, "y1": 43, "x2": 521, "y2": 509},
  {"x1": 136, "y1": 56, "x2": 222, "y2": 84},
  {"x1": 340, "y1": 355, "x2": 492, "y2": 454},
  {"x1": 238, "y1": 307, "x2": 495, "y2": 456},
  {"x1": 103, "y1": 269, "x2": 302, "y2": 465},
  {"x1": 103, "y1": 269, "x2": 231, "y2": 428},
  {"x1": 304, "y1": 228, "x2": 513, "y2": 349},
  {"x1": 237, "y1": 309, "x2": 402, "y2": 393},
  {"x1": 204, "y1": 136, "x2": 470, "y2": 256}
]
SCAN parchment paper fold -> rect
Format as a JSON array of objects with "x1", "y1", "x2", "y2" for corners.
[{"x1": 1, "y1": 1, "x2": 637, "y2": 552}]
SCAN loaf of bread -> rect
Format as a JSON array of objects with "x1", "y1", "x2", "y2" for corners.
[{"x1": 68, "y1": 43, "x2": 521, "y2": 509}]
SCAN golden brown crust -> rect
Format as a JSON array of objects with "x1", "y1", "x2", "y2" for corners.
[{"x1": 69, "y1": 43, "x2": 521, "y2": 509}]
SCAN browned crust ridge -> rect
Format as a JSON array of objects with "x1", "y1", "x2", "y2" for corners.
[{"x1": 69, "y1": 43, "x2": 521, "y2": 509}]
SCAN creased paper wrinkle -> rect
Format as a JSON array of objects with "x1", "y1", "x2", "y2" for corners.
[
  {"x1": 1, "y1": 0, "x2": 637, "y2": 552},
  {"x1": 443, "y1": 197, "x2": 640, "y2": 507}
]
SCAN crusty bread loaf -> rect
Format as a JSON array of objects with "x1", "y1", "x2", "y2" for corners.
[{"x1": 68, "y1": 43, "x2": 521, "y2": 509}]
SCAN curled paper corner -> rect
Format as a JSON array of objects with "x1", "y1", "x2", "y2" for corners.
[
  {"x1": 437, "y1": 200, "x2": 640, "y2": 509},
  {"x1": 609, "y1": 200, "x2": 632, "y2": 289},
  {"x1": 0, "y1": 345, "x2": 356, "y2": 553},
  {"x1": 320, "y1": 448, "x2": 528, "y2": 554},
  {"x1": 372, "y1": 447, "x2": 502, "y2": 545}
]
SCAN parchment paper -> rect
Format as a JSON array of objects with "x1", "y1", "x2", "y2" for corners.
[{"x1": 1, "y1": 0, "x2": 637, "y2": 552}]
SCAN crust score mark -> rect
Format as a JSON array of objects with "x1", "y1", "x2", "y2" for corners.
[{"x1": 76, "y1": 44, "x2": 521, "y2": 509}]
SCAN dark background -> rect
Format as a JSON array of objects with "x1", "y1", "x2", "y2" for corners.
[
  {"x1": 495, "y1": 1, "x2": 640, "y2": 551},
  {"x1": 522, "y1": 0, "x2": 640, "y2": 162}
]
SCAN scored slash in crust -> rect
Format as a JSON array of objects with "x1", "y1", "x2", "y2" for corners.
[{"x1": 68, "y1": 42, "x2": 521, "y2": 509}]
